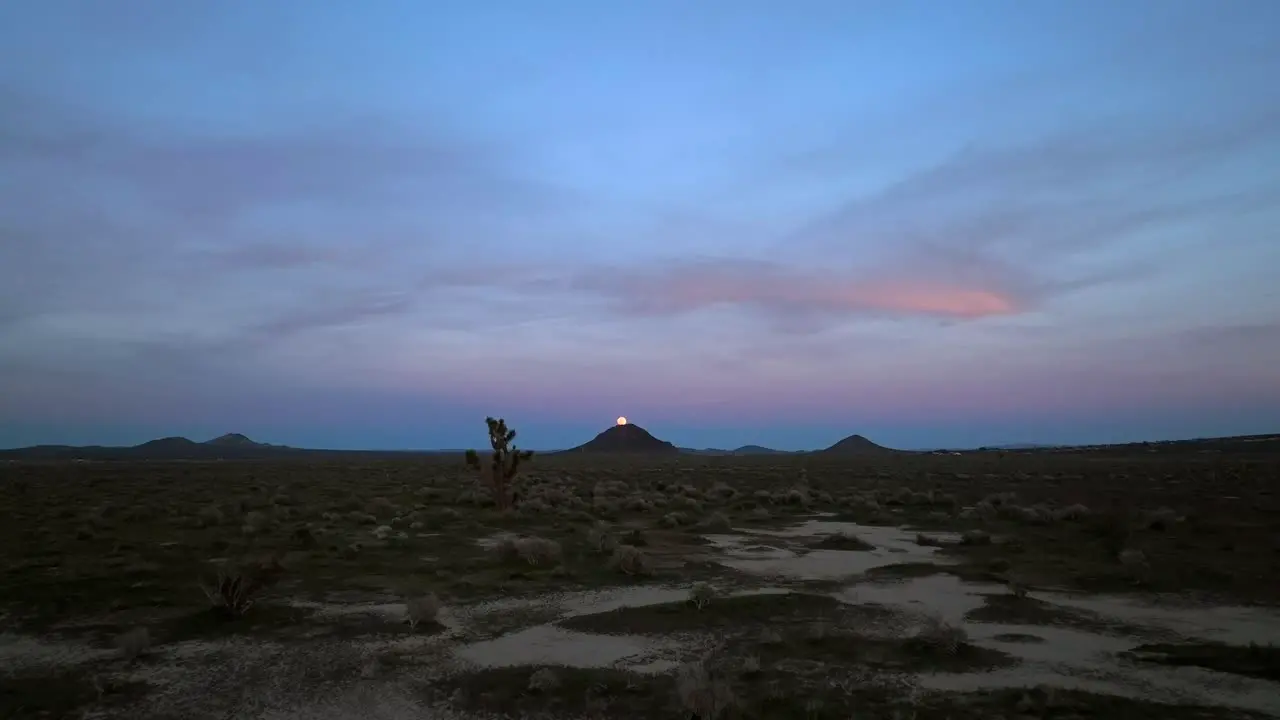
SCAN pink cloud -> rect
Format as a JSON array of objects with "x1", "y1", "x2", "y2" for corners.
[{"x1": 572, "y1": 259, "x2": 1025, "y2": 320}]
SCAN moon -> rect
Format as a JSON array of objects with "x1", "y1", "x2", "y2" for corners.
[{"x1": 616, "y1": 416, "x2": 628, "y2": 426}]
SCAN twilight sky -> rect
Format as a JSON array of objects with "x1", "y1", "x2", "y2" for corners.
[{"x1": 1, "y1": 0, "x2": 1278, "y2": 451}]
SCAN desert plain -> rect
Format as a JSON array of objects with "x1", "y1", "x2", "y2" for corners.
[{"x1": 2, "y1": 429, "x2": 1279, "y2": 720}]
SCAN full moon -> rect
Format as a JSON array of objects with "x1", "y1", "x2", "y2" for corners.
[{"x1": 616, "y1": 416, "x2": 628, "y2": 426}]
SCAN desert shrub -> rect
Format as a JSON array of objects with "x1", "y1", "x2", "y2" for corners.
[
  {"x1": 527, "y1": 667, "x2": 560, "y2": 692},
  {"x1": 241, "y1": 510, "x2": 269, "y2": 535},
  {"x1": 609, "y1": 545, "x2": 652, "y2": 576},
  {"x1": 464, "y1": 417, "x2": 533, "y2": 512},
  {"x1": 660, "y1": 512, "x2": 687, "y2": 528},
  {"x1": 199, "y1": 556, "x2": 284, "y2": 618},
  {"x1": 1118, "y1": 548, "x2": 1148, "y2": 581},
  {"x1": 699, "y1": 512, "x2": 733, "y2": 532},
  {"x1": 689, "y1": 582, "x2": 718, "y2": 610},
  {"x1": 676, "y1": 660, "x2": 737, "y2": 720},
  {"x1": 915, "y1": 533, "x2": 946, "y2": 548},
  {"x1": 489, "y1": 534, "x2": 521, "y2": 563},
  {"x1": 910, "y1": 614, "x2": 967, "y2": 655},
  {"x1": 348, "y1": 510, "x2": 378, "y2": 525},
  {"x1": 587, "y1": 521, "x2": 617, "y2": 554},
  {"x1": 367, "y1": 497, "x2": 395, "y2": 517},
  {"x1": 515, "y1": 536, "x2": 562, "y2": 566},
  {"x1": 620, "y1": 528, "x2": 648, "y2": 547},
  {"x1": 1143, "y1": 506, "x2": 1181, "y2": 531},
  {"x1": 709, "y1": 482, "x2": 737, "y2": 501},
  {"x1": 115, "y1": 627, "x2": 150, "y2": 662},
  {"x1": 1052, "y1": 503, "x2": 1091, "y2": 521},
  {"x1": 292, "y1": 525, "x2": 316, "y2": 547},
  {"x1": 197, "y1": 505, "x2": 225, "y2": 527},
  {"x1": 404, "y1": 593, "x2": 441, "y2": 631}
]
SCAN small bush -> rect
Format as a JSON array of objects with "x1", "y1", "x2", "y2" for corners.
[
  {"x1": 115, "y1": 627, "x2": 150, "y2": 662},
  {"x1": 1052, "y1": 504, "x2": 1091, "y2": 522},
  {"x1": 676, "y1": 660, "x2": 736, "y2": 720},
  {"x1": 609, "y1": 545, "x2": 652, "y2": 576},
  {"x1": 527, "y1": 668, "x2": 560, "y2": 692},
  {"x1": 689, "y1": 582, "x2": 718, "y2": 610},
  {"x1": 660, "y1": 512, "x2": 687, "y2": 528},
  {"x1": 199, "y1": 557, "x2": 283, "y2": 618},
  {"x1": 699, "y1": 512, "x2": 733, "y2": 532},
  {"x1": 910, "y1": 615, "x2": 967, "y2": 655},
  {"x1": 197, "y1": 505, "x2": 225, "y2": 527},
  {"x1": 514, "y1": 536, "x2": 562, "y2": 566},
  {"x1": 405, "y1": 593, "x2": 441, "y2": 631},
  {"x1": 587, "y1": 521, "x2": 618, "y2": 554}
]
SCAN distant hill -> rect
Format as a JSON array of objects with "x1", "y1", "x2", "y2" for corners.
[
  {"x1": 3, "y1": 430, "x2": 1276, "y2": 461},
  {"x1": 0, "y1": 432, "x2": 308, "y2": 461},
  {"x1": 818, "y1": 434, "x2": 895, "y2": 455},
  {"x1": 732, "y1": 445, "x2": 790, "y2": 455},
  {"x1": 565, "y1": 423, "x2": 680, "y2": 454},
  {"x1": 204, "y1": 433, "x2": 266, "y2": 447}
]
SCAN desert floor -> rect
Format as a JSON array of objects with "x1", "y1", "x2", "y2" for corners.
[{"x1": 2, "y1": 450, "x2": 1279, "y2": 719}]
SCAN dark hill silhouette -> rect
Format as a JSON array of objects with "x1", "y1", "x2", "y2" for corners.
[
  {"x1": 567, "y1": 423, "x2": 680, "y2": 454},
  {"x1": 819, "y1": 434, "x2": 895, "y2": 455},
  {"x1": 134, "y1": 436, "x2": 198, "y2": 450},
  {"x1": 733, "y1": 445, "x2": 789, "y2": 455},
  {"x1": 204, "y1": 433, "x2": 263, "y2": 447}
]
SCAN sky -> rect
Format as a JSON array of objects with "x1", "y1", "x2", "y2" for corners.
[{"x1": 1, "y1": 0, "x2": 1278, "y2": 452}]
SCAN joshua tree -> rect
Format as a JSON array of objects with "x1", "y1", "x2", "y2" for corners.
[{"x1": 465, "y1": 417, "x2": 533, "y2": 511}]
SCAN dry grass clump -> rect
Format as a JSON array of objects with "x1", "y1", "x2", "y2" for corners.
[
  {"x1": 196, "y1": 505, "x2": 225, "y2": 527},
  {"x1": 1052, "y1": 503, "x2": 1091, "y2": 521},
  {"x1": 115, "y1": 627, "x2": 150, "y2": 663},
  {"x1": 513, "y1": 536, "x2": 562, "y2": 566},
  {"x1": 675, "y1": 659, "x2": 737, "y2": 720},
  {"x1": 241, "y1": 510, "x2": 269, "y2": 535},
  {"x1": 367, "y1": 496, "x2": 396, "y2": 517},
  {"x1": 660, "y1": 512, "x2": 688, "y2": 528},
  {"x1": 609, "y1": 545, "x2": 652, "y2": 576},
  {"x1": 689, "y1": 581, "x2": 718, "y2": 610},
  {"x1": 709, "y1": 482, "x2": 738, "y2": 501},
  {"x1": 1142, "y1": 506, "x2": 1182, "y2": 530},
  {"x1": 527, "y1": 667, "x2": 561, "y2": 692},
  {"x1": 199, "y1": 556, "x2": 284, "y2": 618},
  {"x1": 587, "y1": 521, "x2": 618, "y2": 554},
  {"x1": 699, "y1": 511, "x2": 733, "y2": 532},
  {"x1": 404, "y1": 592, "x2": 441, "y2": 631},
  {"x1": 910, "y1": 614, "x2": 967, "y2": 655}
]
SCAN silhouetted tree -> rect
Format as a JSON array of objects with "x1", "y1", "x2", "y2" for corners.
[{"x1": 465, "y1": 417, "x2": 533, "y2": 512}]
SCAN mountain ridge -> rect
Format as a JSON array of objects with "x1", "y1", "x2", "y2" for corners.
[{"x1": 2, "y1": 432, "x2": 1277, "y2": 460}]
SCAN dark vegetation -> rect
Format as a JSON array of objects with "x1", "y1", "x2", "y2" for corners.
[{"x1": 1, "y1": 421, "x2": 1277, "y2": 720}]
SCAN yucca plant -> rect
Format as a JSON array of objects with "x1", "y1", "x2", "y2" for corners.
[{"x1": 465, "y1": 417, "x2": 533, "y2": 512}]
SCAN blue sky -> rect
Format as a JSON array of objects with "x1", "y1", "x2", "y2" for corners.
[{"x1": 1, "y1": 0, "x2": 1278, "y2": 451}]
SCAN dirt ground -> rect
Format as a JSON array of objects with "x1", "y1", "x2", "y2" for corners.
[{"x1": 1, "y1": 449, "x2": 1278, "y2": 719}]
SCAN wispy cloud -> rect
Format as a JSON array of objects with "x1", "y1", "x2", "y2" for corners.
[{"x1": 570, "y1": 257, "x2": 1021, "y2": 321}]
